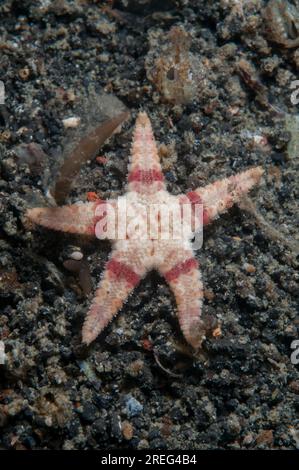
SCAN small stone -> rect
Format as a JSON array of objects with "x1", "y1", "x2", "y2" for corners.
[
  {"x1": 127, "y1": 359, "x2": 144, "y2": 377},
  {"x1": 243, "y1": 433, "x2": 254, "y2": 446},
  {"x1": 62, "y1": 117, "x2": 81, "y2": 128},
  {"x1": 0, "y1": 406, "x2": 8, "y2": 427},
  {"x1": 204, "y1": 289, "x2": 215, "y2": 301},
  {"x1": 212, "y1": 327, "x2": 222, "y2": 338},
  {"x1": 94, "y1": 19, "x2": 116, "y2": 35},
  {"x1": 125, "y1": 395, "x2": 143, "y2": 417},
  {"x1": 79, "y1": 403, "x2": 98, "y2": 424},
  {"x1": 253, "y1": 135, "x2": 268, "y2": 147},
  {"x1": 121, "y1": 420, "x2": 134, "y2": 440},
  {"x1": 256, "y1": 429, "x2": 274, "y2": 446},
  {"x1": 289, "y1": 381, "x2": 299, "y2": 394},
  {"x1": 224, "y1": 414, "x2": 241, "y2": 439},
  {"x1": 96, "y1": 156, "x2": 107, "y2": 165},
  {"x1": 13, "y1": 142, "x2": 47, "y2": 175},
  {"x1": 87, "y1": 191, "x2": 99, "y2": 202},
  {"x1": 141, "y1": 338, "x2": 153, "y2": 351},
  {"x1": 289, "y1": 428, "x2": 299, "y2": 449},
  {"x1": 55, "y1": 87, "x2": 76, "y2": 103},
  {"x1": 243, "y1": 263, "x2": 256, "y2": 274},
  {"x1": 18, "y1": 67, "x2": 30, "y2": 80},
  {"x1": 69, "y1": 251, "x2": 83, "y2": 261},
  {"x1": 110, "y1": 413, "x2": 122, "y2": 440},
  {"x1": 16, "y1": 127, "x2": 29, "y2": 136},
  {"x1": 293, "y1": 49, "x2": 299, "y2": 69},
  {"x1": 137, "y1": 439, "x2": 149, "y2": 449},
  {"x1": 0, "y1": 130, "x2": 11, "y2": 142},
  {"x1": 98, "y1": 53, "x2": 110, "y2": 63},
  {"x1": 227, "y1": 106, "x2": 240, "y2": 116}
]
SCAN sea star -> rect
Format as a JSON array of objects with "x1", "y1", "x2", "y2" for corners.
[{"x1": 26, "y1": 112, "x2": 263, "y2": 349}]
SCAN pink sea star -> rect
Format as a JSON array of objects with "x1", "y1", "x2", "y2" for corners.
[{"x1": 26, "y1": 113, "x2": 263, "y2": 349}]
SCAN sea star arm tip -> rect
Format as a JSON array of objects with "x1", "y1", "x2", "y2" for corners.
[
  {"x1": 159, "y1": 250, "x2": 204, "y2": 349},
  {"x1": 26, "y1": 200, "x2": 119, "y2": 238},
  {"x1": 191, "y1": 166, "x2": 264, "y2": 225}
]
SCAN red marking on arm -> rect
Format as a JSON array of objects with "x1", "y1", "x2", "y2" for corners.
[
  {"x1": 164, "y1": 258, "x2": 199, "y2": 283},
  {"x1": 186, "y1": 191, "x2": 202, "y2": 205},
  {"x1": 128, "y1": 168, "x2": 164, "y2": 184},
  {"x1": 107, "y1": 259, "x2": 140, "y2": 287},
  {"x1": 186, "y1": 191, "x2": 210, "y2": 225}
]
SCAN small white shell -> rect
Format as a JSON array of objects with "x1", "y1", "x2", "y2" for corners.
[
  {"x1": 62, "y1": 116, "x2": 81, "y2": 128},
  {"x1": 69, "y1": 251, "x2": 83, "y2": 261}
]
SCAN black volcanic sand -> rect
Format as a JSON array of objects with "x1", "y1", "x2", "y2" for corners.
[{"x1": 0, "y1": 0, "x2": 298, "y2": 450}]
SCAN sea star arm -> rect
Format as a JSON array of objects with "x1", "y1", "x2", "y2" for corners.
[
  {"x1": 127, "y1": 112, "x2": 166, "y2": 194},
  {"x1": 184, "y1": 166, "x2": 264, "y2": 226},
  {"x1": 158, "y1": 247, "x2": 204, "y2": 349},
  {"x1": 26, "y1": 200, "x2": 115, "y2": 237},
  {"x1": 82, "y1": 249, "x2": 146, "y2": 345}
]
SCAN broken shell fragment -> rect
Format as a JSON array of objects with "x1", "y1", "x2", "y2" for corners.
[
  {"x1": 62, "y1": 116, "x2": 81, "y2": 128},
  {"x1": 69, "y1": 251, "x2": 84, "y2": 261}
]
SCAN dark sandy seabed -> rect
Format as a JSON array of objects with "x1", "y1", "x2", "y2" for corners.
[{"x1": 0, "y1": 0, "x2": 298, "y2": 450}]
